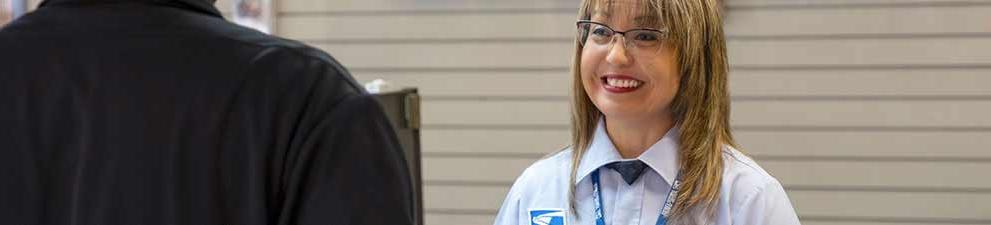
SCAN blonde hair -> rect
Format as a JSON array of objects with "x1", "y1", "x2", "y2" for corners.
[{"x1": 568, "y1": 0, "x2": 735, "y2": 221}]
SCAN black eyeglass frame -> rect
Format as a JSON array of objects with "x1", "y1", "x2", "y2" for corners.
[{"x1": 575, "y1": 20, "x2": 669, "y2": 49}]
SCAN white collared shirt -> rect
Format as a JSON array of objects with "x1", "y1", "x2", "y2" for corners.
[{"x1": 493, "y1": 122, "x2": 801, "y2": 225}]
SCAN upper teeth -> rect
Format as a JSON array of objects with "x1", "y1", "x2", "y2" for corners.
[{"x1": 606, "y1": 78, "x2": 642, "y2": 88}]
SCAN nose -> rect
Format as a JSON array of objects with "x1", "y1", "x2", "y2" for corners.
[{"x1": 605, "y1": 35, "x2": 632, "y2": 66}]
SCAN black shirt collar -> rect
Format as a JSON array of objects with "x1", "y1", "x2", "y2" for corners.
[{"x1": 39, "y1": 0, "x2": 223, "y2": 18}]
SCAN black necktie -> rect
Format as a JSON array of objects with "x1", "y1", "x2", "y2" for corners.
[{"x1": 605, "y1": 160, "x2": 648, "y2": 185}]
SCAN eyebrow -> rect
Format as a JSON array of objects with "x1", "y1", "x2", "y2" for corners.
[
  {"x1": 634, "y1": 15, "x2": 661, "y2": 27},
  {"x1": 589, "y1": 13, "x2": 661, "y2": 29}
]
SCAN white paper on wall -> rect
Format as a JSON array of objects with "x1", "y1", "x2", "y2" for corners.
[{"x1": 231, "y1": 0, "x2": 274, "y2": 34}]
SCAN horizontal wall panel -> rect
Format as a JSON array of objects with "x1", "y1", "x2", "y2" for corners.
[
  {"x1": 280, "y1": 6, "x2": 991, "y2": 41},
  {"x1": 279, "y1": 13, "x2": 574, "y2": 41},
  {"x1": 423, "y1": 157, "x2": 533, "y2": 183},
  {"x1": 421, "y1": 100, "x2": 991, "y2": 127},
  {"x1": 315, "y1": 38, "x2": 991, "y2": 69},
  {"x1": 729, "y1": 69, "x2": 991, "y2": 97},
  {"x1": 790, "y1": 190, "x2": 991, "y2": 222},
  {"x1": 425, "y1": 185, "x2": 991, "y2": 220},
  {"x1": 280, "y1": 0, "x2": 577, "y2": 13},
  {"x1": 422, "y1": 129, "x2": 570, "y2": 155},
  {"x1": 422, "y1": 129, "x2": 991, "y2": 159},
  {"x1": 352, "y1": 72, "x2": 570, "y2": 98},
  {"x1": 424, "y1": 214, "x2": 494, "y2": 225},
  {"x1": 424, "y1": 185, "x2": 506, "y2": 211},
  {"x1": 422, "y1": 157, "x2": 991, "y2": 189},
  {"x1": 421, "y1": 100, "x2": 568, "y2": 126},
  {"x1": 735, "y1": 131, "x2": 991, "y2": 159},
  {"x1": 731, "y1": 38, "x2": 991, "y2": 67},
  {"x1": 765, "y1": 160, "x2": 991, "y2": 190},
  {"x1": 315, "y1": 42, "x2": 571, "y2": 69},
  {"x1": 728, "y1": 0, "x2": 991, "y2": 7},
  {"x1": 352, "y1": 69, "x2": 991, "y2": 98},
  {"x1": 731, "y1": 101, "x2": 991, "y2": 127},
  {"x1": 724, "y1": 5, "x2": 991, "y2": 37}
]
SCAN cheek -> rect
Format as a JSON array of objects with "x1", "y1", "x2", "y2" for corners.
[
  {"x1": 641, "y1": 55, "x2": 682, "y2": 104},
  {"x1": 650, "y1": 64, "x2": 679, "y2": 93},
  {"x1": 580, "y1": 49, "x2": 601, "y2": 88}
]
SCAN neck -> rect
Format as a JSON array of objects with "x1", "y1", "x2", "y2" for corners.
[{"x1": 604, "y1": 114, "x2": 675, "y2": 159}]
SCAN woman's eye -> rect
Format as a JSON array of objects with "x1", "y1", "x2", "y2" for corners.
[
  {"x1": 590, "y1": 27, "x2": 612, "y2": 37},
  {"x1": 634, "y1": 32, "x2": 659, "y2": 41}
]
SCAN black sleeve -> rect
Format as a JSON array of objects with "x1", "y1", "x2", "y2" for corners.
[
  {"x1": 271, "y1": 49, "x2": 414, "y2": 225},
  {"x1": 284, "y1": 93, "x2": 414, "y2": 225}
]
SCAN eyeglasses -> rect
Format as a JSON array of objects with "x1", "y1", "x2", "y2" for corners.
[{"x1": 576, "y1": 20, "x2": 668, "y2": 51}]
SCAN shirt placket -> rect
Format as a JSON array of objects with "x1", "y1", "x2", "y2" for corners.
[{"x1": 612, "y1": 172, "x2": 644, "y2": 225}]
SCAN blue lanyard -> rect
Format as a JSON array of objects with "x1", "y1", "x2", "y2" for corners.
[{"x1": 591, "y1": 168, "x2": 682, "y2": 225}]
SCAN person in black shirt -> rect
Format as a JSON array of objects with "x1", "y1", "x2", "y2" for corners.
[{"x1": 0, "y1": 0, "x2": 415, "y2": 224}]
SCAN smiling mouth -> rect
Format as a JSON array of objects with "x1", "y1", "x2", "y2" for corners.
[{"x1": 601, "y1": 75, "x2": 643, "y2": 93}]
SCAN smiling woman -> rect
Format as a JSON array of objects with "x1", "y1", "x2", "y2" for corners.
[{"x1": 493, "y1": 0, "x2": 801, "y2": 225}]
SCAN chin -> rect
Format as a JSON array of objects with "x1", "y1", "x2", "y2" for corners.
[{"x1": 594, "y1": 102, "x2": 639, "y2": 119}]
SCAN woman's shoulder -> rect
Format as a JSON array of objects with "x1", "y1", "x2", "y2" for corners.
[
  {"x1": 494, "y1": 147, "x2": 576, "y2": 224},
  {"x1": 516, "y1": 147, "x2": 574, "y2": 183},
  {"x1": 720, "y1": 145, "x2": 787, "y2": 202},
  {"x1": 504, "y1": 147, "x2": 575, "y2": 197},
  {"x1": 721, "y1": 146, "x2": 775, "y2": 179},
  {"x1": 718, "y1": 146, "x2": 802, "y2": 222}
]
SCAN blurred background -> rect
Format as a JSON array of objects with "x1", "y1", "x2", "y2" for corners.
[{"x1": 11, "y1": 0, "x2": 991, "y2": 224}]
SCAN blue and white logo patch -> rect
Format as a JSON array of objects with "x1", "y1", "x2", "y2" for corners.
[{"x1": 528, "y1": 208, "x2": 566, "y2": 225}]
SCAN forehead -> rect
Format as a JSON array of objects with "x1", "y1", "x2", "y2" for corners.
[{"x1": 589, "y1": 0, "x2": 660, "y2": 27}]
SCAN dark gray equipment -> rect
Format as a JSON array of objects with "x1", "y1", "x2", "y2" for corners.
[{"x1": 373, "y1": 88, "x2": 422, "y2": 225}]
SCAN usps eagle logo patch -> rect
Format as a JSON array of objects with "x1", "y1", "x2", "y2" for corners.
[{"x1": 528, "y1": 208, "x2": 566, "y2": 225}]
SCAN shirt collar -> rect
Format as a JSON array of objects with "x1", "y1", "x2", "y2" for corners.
[
  {"x1": 40, "y1": 0, "x2": 223, "y2": 18},
  {"x1": 575, "y1": 119, "x2": 681, "y2": 185}
]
